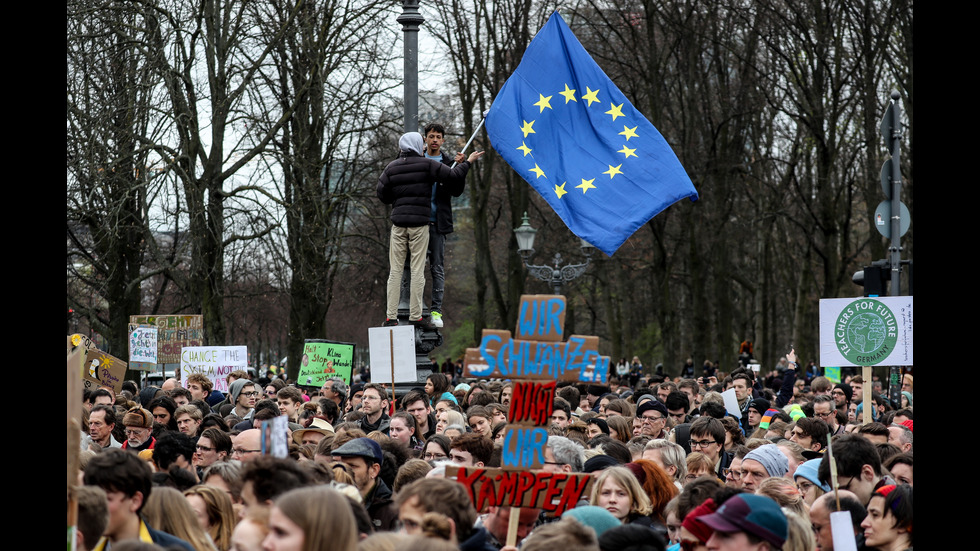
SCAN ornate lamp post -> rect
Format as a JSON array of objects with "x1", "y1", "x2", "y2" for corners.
[{"x1": 514, "y1": 212, "x2": 594, "y2": 295}]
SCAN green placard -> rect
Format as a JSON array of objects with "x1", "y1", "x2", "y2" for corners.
[
  {"x1": 824, "y1": 366, "x2": 841, "y2": 384},
  {"x1": 299, "y1": 340, "x2": 355, "y2": 387}
]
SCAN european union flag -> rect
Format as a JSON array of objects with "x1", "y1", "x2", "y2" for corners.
[{"x1": 486, "y1": 12, "x2": 698, "y2": 256}]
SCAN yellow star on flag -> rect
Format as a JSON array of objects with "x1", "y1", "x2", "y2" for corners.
[
  {"x1": 605, "y1": 103, "x2": 624, "y2": 121},
  {"x1": 577, "y1": 178, "x2": 596, "y2": 193},
  {"x1": 559, "y1": 84, "x2": 577, "y2": 103},
  {"x1": 517, "y1": 142, "x2": 532, "y2": 156},
  {"x1": 619, "y1": 125, "x2": 638, "y2": 141},
  {"x1": 582, "y1": 87, "x2": 600, "y2": 107},
  {"x1": 554, "y1": 182, "x2": 568, "y2": 198},
  {"x1": 618, "y1": 145, "x2": 637, "y2": 159},
  {"x1": 521, "y1": 120, "x2": 536, "y2": 138},
  {"x1": 603, "y1": 164, "x2": 623, "y2": 178},
  {"x1": 530, "y1": 164, "x2": 546, "y2": 179},
  {"x1": 534, "y1": 94, "x2": 553, "y2": 112}
]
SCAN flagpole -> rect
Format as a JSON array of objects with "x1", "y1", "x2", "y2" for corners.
[{"x1": 451, "y1": 109, "x2": 490, "y2": 168}]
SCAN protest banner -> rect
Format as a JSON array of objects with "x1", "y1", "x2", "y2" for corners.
[
  {"x1": 83, "y1": 349, "x2": 127, "y2": 394},
  {"x1": 129, "y1": 315, "x2": 204, "y2": 364},
  {"x1": 514, "y1": 295, "x2": 566, "y2": 342},
  {"x1": 299, "y1": 340, "x2": 356, "y2": 387},
  {"x1": 128, "y1": 325, "x2": 158, "y2": 371},
  {"x1": 819, "y1": 296, "x2": 913, "y2": 367},
  {"x1": 464, "y1": 329, "x2": 608, "y2": 382},
  {"x1": 451, "y1": 294, "x2": 602, "y2": 525},
  {"x1": 180, "y1": 346, "x2": 247, "y2": 394},
  {"x1": 446, "y1": 466, "x2": 592, "y2": 515},
  {"x1": 68, "y1": 337, "x2": 85, "y2": 505}
]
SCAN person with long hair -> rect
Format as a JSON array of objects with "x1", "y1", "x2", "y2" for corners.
[
  {"x1": 606, "y1": 416, "x2": 632, "y2": 444},
  {"x1": 626, "y1": 459, "x2": 679, "y2": 523},
  {"x1": 142, "y1": 487, "x2": 217, "y2": 550},
  {"x1": 424, "y1": 374, "x2": 451, "y2": 405},
  {"x1": 184, "y1": 485, "x2": 237, "y2": 551},
  {"x1": 590, "y1": 466, "x2": 654, "y2": 526},
  {"x1": 263, "y1": 486, "x2": 358, "y2": 551}
]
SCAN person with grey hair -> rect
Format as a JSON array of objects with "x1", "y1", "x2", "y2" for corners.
[
  {"x1": 544, "y1": 435, "x2": 586, "y2": 473},
  {"x1": 887, "y1": 423, "x2": 913, "y2": 453},
  {"x1": 642, "y1": 439, "x2": 687, "y2": 489},
  {"x1": 321, "y1": 377, "x2": 348, "y2": 411},
  {"x1": 740, "y1": 444, "x2": 789, "y2": 491}
]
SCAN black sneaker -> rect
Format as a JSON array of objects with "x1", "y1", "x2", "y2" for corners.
[
  {"x1": 409, "y1": 317, "x2": 434, "y2": 329},
  {"x1": 383, "y1": 318, "x2": 398, "y2": 327}
]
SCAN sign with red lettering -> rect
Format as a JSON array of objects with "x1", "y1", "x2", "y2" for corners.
[
  {"x1": 447, "y1": 466, "x2": 592, "y2": 515},
  {"x1": 129, "y1": 315, "x2": 204, "y2": 364}
]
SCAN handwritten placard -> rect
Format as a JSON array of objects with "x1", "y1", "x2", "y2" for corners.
[
  {"x1": 128, "y1": 325, "x2": 158, "y2": 371},
  {"x1": 83, "y1": 349, "x2": 127, "y2": 393},
  {"x1": 515, "y1": 295, "x2": 567, "y2": 342},
  {"x1": 464, "y1": 329, "x2": 607, "y2": 382},
  {"x1": 447, "y1": 466, "x2": 592, "y2": 514},
  {"x1": 129, "y1": 315, "x2": 204, "y2": 364},
  {"x1": 180, "y1": 346, "x2": 247, "y2": 394},
  {"x1": 299, "y1": 340, "x2": 355, "y2": 387}
]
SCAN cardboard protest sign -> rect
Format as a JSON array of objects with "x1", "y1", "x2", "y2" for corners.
[
  {"x1": 83, "y1": 349, "x2": 127, "y2": 394},
  {"x1": 450, "y1": 295, "x2": 603, "y2": 519},
  {"x1": 129, "y1": 315, "x2": 203, "y2": 364},
  {"x1": 508, "y1": 381, "x2": 556, "y2": 426},
  {"x1": 299, "y1": 340, "x2": 356, "y2": 387},
  {"x1": 819, "y1": 296, "x2": 913, "y2": 367},
  {"x1": 367, "y1": 326, "x2": 417, "y2": 384},
  {"x1": 515, "y1": 295, "x2": 567, "y2": 342},
  {"x1": 128, "y1": 325, "x2": 158, "y2": 371},
  {"x1": 447, "y1": 466, "x2": 593, "y2": 515},
  {"x1": 180, "y1": 346, "x2": 247, "y2": 394},
  {"x1": 464, "y1": 329, "x2": 608, "y2": 382}
]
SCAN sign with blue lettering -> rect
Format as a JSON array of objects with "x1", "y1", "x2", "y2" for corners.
[
  {"x1": 464, "y1": 330, "x2": 608, "y2": 383},
  {"x1": 515, "y1": 295, "x2": 566, "y2": 342}
]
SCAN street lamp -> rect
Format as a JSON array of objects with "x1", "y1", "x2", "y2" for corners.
[{"x1": 514, "y1": 212, "x2": 594, "y2": 295}]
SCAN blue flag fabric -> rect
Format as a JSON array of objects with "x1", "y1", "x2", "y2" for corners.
[{"x1": 486, "y1": 12, "x2": 698, "y2": 256}]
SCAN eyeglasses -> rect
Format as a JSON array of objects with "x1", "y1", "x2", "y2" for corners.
[
  {"x1": 196, "y1": 444, "x2": 216, "y2": 452},
  {"x1": 814, "y1": 410, "x2": 835, "y2": 418},
  {"x1": 640, "y1": 415, "x2": 664, "y2": 424},
  {"x1": 241, "y1": 391, "x2": 260, "y2": 398},
  {"x1": 423, "y1": 452, "x2": 447, "y2": 460},
  {"x1": 723, "y1": 468, "x2": 743, "y2": 479},
  {"x1": 690, "y1": 440, "x2": 718, "y2": 448},
  {"x1": 232, "y1": 448, "x2": 261, "y2": 456},
  {"x1": 124, "y1": 428, "x2": 148, "y2": 436}
]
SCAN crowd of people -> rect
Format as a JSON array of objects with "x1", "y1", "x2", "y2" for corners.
[{"x1": 71, "y1": 354, "x2": 913, "y2": 551}]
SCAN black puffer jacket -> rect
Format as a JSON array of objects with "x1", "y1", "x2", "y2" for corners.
[{"x1": 377, "y1": 150, "x2": 470, "y2": 227}]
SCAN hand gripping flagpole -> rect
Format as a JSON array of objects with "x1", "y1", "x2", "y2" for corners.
[{"x1": 451, "y1": 109, "x2": 491, "y2": 168}]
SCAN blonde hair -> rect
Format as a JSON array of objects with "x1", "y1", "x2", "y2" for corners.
[
  {"x1": 184, "y1": 485, "x2": 236, "y2": 551},
  {"x1": 590, "y1": 465, "x2": 653, "y2": 517},
  {"x1": 782, "y1": 508, "x2": 818, "y2": 551},
  {"x1": 143, "y1": 487, "x2": 217, "y2": 550},
  {"x1": 274, "y1": 486, "x2": 358, "y2": 551},
  {"x1": 757, "y1": 477, "x2": 808, "y2": 518}
]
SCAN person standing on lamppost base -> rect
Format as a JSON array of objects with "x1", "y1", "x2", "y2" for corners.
[
  {"x1": 421, "y1": 123, "x2": 468, "y2": 328},
  {"x1": 378, "y1": 132, "x2": 482, "y2": 327}
]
